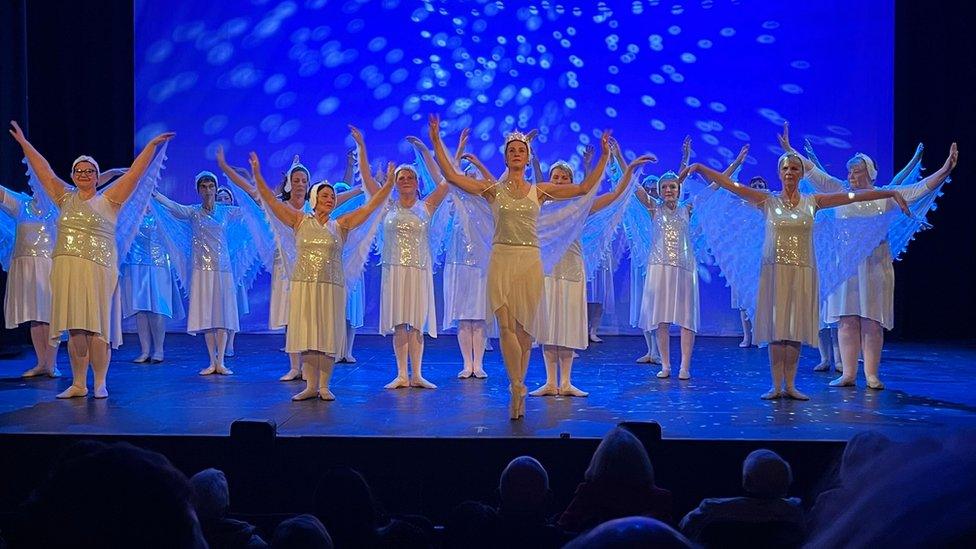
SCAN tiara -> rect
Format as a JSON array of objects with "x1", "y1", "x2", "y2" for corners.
[{"x1": 504, "y1": 130, "x2": 532, "y2": 152}]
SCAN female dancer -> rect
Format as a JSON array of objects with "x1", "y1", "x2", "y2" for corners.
[
  {"x1": 629, "y1": 174, "x2": 661, "y2": 365},
  {"x1": 781, "y1": 128, "x2": 957, "y2": 389},
  {"x1": 249, "y1": 153, "x2": 393, "y2": 400},
  {"x1": 531, "y1": 150, "x2": 653, "y2": 396},
  {"x1": 214, "y1": 185, "x2": 247, "y2": 358},
  {"x1": 733, "y1": 175, "x2": 769, "y2": 349},
  {"x1": 691, "y1": 148, "x2": 914, "y2": 400},
  {"x1": 429, "y1": 114, "x2": 612, "y2": 419},
  {"x1": 0, "y1": 173, "x2": 60, "y2": 377},
  {"x1": 9, "y1": 121, "x2": 173, "y2": 398},
  {"x1": 350, "y1": 125, "x2": 449, "y2": 390}
]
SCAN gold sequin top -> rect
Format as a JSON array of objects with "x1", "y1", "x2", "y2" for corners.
[
  {"x1": 54, "y1": 192, "x2": 118, "y2": 269},
  {"x1": 550, "y1": 240, "x2": 584, "y2": 281},
  {"x1": 491, "y1": 184, "x2": 540, "y2": 247},
  {"x1": 1, "y1": 193, "x2": 55, "y2": 260},
  {"x1": 762, "y1": 194, "x2": 817, "y2": 267},
  {"x1": 292, "y1": 216, "x2": 344, "y2": 285},
  {"x1": 381, "y1": 201, "x2": 430, "y2": 269},
  {"x1": 648, "y1": 202, "x2": 695, "y2": 271},
  {"x1": 126, "y1": 213, "x2": 170, "y2": 268},
  {"x1": 189, "y1": 205, "x2": 237, "y2": 273}
]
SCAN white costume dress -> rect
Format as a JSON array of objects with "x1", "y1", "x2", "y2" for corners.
[
  {"x1": 121, "y1": 213, "x2": 184, "y2": 320},
  {"x1": 639, "y1": 202, "x2": 700, "y2": 333},
  {"x1": 1, "y1": 191, "x2": 56, "y2": 328},
  {"x1": 442, "y1": 205, "x2": 490, "y2": 328},
  {"x1": 379, "y1": 201, "x2": 437, "y2": 336},
  {"x1": 269, "y1": 201, "x2": 311, "y2": 330},
  {"x1": 538, "y1": 240, "x2": 588, "y2": 349},
  {"x1": 285, "y1": 217, "x2": 347, "y2": 355}
]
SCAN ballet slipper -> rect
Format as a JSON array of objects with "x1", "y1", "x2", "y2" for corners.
[
  {"x1": 199, "y1": 365, "x2": 217, "y2": 376},
  {"x1": 529, "y1": 383, "x2": 558, "y2": 397},
  {"x1": 572, "y1": 351, "x2": 580, "y2": 358},
  {"x1": 589, "y1": 332, "x2": 603, "y2": 343},
  {"x1": 149, "y1": 354, "x2": 164, "y2": 364},
  {"x1": 22, "y1": 365, "x2": 52, "y2": 378},
  {"x1": 93, "y1": 385, "x2": 108, "y2": 399},
  {"x1": 656, "y1": 367, "x2": 671, "y2": 379},
  {"x1": 739, "y1": 338, "x2": 752, "y2": 348},
  {"x1": 813, "y1": 361, "x2": 831, "y2": 372},
  {"x1": 558, "y1": 384, "x2": 589, "y2": 397},
  {"x1": 678, "y1": 369, "x2": 691, "y2": 380},
  {"x1": 834, "y1": 363, "x2": 843, "y2": 373},
  {"x1": 866, "y1": 376, "x2": 885, "y2": 390},
  {"x1": 828, "y1": 376, "x2": 855, "y2": 387},
  {"x1": 215, "y1": 365, "x2": 234, "y2": 375},
  {"x1": 291, "y1": 387, "x2": 319, "y2": 401},
  {"x1": 472, "y1": 368, "x2": 488, "y2": 379},
  {"x1": 784, "y1": 388, "x2": 810, "y2": 401},
  {"x1": 457, "y1": 366, "x2": 473, "y2": 379},
  {"x1": 224, "y1": 349, "x2": 235, "y2": 358},
  {"x1": 636, "y1": 354, "x2": 653, "y2": 364},
  {"x1": 384, "y1": 376, "x2": 410, "y2": 389},
  {"x1": 649, "y1": 355, "x2": 662, "y2": 364},
  {"x1": 760, "y1": 389, "x2": 782, "y2": 400},
  {"x1": 279, "y1": 369, "x2": 302, "y2": 381},
  {"x1": 344, "y1": 355, "x2": 357, "y2": 363},
  {"x1": 132, "y1": 354, "x2": 151, "y2": 364},
  {"x1": 318, "y1": 389, "x2": 336, "y2": 401},
  {"x1": 410, "y1": 376, "x2": 437, "y2": 389},
  {"x1": 47, "y1": 367, "x2": 62, "y2": 378},
  {"x1": 56, "y1": 385, "x2": 88, "y2": 399}
]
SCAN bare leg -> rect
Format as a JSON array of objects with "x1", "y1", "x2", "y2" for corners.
[
  {"x1": 57, "y1": 329, "x2": 90, "y2": 398},
  {"x1": 588, "y1": 303, "x2": 604, "y2": 342},
  {"x1": 344, "y1": 320, "x2": 358, "y2": 362},
  {"x1": 832, "y1": 316, "x2": 860, "y2": 387},
  {"x1": 89, "y1": 335, "x2": 111, "y2": 399},
  {"x1": 739, "y1": 309, "x2": 753, "y2": 347},
  {"x1": 558, "y1": 346, "x2": 587, "y2": 397},
  {"x1": 782, "y1": 341, "x2": 808, "y2": 400},
  {"x1": 199, "y1": 330, "x2": 218, "y2": 375},
  {"x1": 385, "y1": 324, "x2": 410, "y2": 388},
  {"x1": 831, "y1": 326, "x2": 842, "y2": 372},
  {"x1": 456, "y1": 320, "x2": 474, "y2": 378},
  {"x1": 318, "y1": 354, "x2": 336, "y2": 400},
  {"x1": 814, "y1": 327, "x2": 832, "y2": 371},
  {"x1": 23, "y1": 322, "x2": 61, "y2": 377},
  {"x1": 861, "y1": 317, "x2": 885, "y2": 390},
  {"x1": 761, "y1": 343, "x2": 785, "y2": 399},
  {"x1": 408, "y1": 328, "x2": 435, "y2": 388},
  {"x1": 678, "y1": 327, "x2": 694, "y2": 379},
  {"x1": 471, "y1": 320, "x2": 487, "y2": 378},
  {"x1": 279, "y1": 352, "x2": 302, "y2": 381},
  {"x1": 292, "y1": 351, "x2": 321, "y2": 401},
  {"x1": 530, "y1": 345, "x2": 559, "y2": 396},
  {"x1": 149, "y1": 312, "x2": 166, "y2": 362},
  {"x1": 656, "y1": 323, "x2": 671, "y2": 378},
  {"x1": 134, "y1": 312, "x2": 151, "y2": 362}
]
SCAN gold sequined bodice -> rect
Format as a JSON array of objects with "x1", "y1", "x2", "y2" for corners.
[
  {"x1": 54, "y1": 192, "x2": 118, "y2": 268},
  {"x1": 648, "y1": 202, "x2": 694, "y2": 271},
  {"x1": 762, "y1": 194, "x2": 816, "y2": 267},
  {"x1": 381, "y1": 201, "x2": 430, "y2": 268},
  {"x1": 491, "y1": 184, "x2": 540, "y2": 247},
  {"x1": 292, "y1": 217, "x2": 344, "y2": 284}
]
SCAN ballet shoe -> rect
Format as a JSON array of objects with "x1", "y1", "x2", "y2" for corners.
[
  {"x1": 739, "y1": 338, "x2": 752, "y2": 348},
  {"x1": 472, "y1": 368, "x2": 488, "y2": 379},
  {"x1": 57, "y1": 385, "x2": 88, "y2": 399},
  {"x1": 828, "y1": 376, "x2": 855, "y2": 387},
  {"x1": 48, "y1": 367, "x2": 62, "y2": 378},
  {"x1": 636, "y1": 354, "x2": 653, "y2": 364},
  {"x1": 278, "y1": 346, "x2": 286, "y2": 353},
  {"x1": 558, "y1": 384, "x2": 589, "y2": 397},
  {"x1": 132, "y1": 354, "x2": 151, "y2": 364},
  {"x1": 291, "y1": 387, "x2": 319, "y2": 401},
  {"x1": 589, "y1": 332, "x2": 603, "y2": 343},
  {"x1": 410, "y1": 376, "x2": 437, "y2": 389},
  {"x1": 336, "y1": 356, "x2": 347, "y2": 364},
  {"x1": 457, "y1": 367, "x2": 473, "y2": 379},
  {"x1": 344, "y1": 355, "x2": 357, "y2": 363},
  {"x1": 318, "y1": 388, "x2": 336, "y2": 401},
  {"x1": 834, "y1": 363, "x2": 843, "y2": 373},
  {"x1": 529, "y1": 383, "x2": 559, "y2": 397},
  {"x1": 224, "y1": 349, "x2": 235, "y2": 358},
  {"x1": 509, "y1": 397, "x2": 520, "y2": 420},
  {"x1": 22, "y1": 365, "x2": 53, "y2": 378},
  {"x1": 866, "y1": 377, "x2": 886, "y2": 391},
  {"x1": 649, "y1": 355, "x2": 662, "y2": 364},
  {"x1": 678, "y1": 369, "x2": 691, "y2": 380},
  {"x1": 93, "y1": 385, "x2": 108, "y2": 399},
  {"x1": 385, "y1": 376, "x2": 410, "y2": 389},
  {"x1": 199, "y1": 365, "x2": 217, "y2": 376},
  {"x1": 150, "y1": 355, "x2": 164, "y2": 364},
  {"x1": 784, "y1": 388, "x2": 810, "y2": 401},
  {"x1": 520, "y1": 386, "x2": 527, "y2": 417},
  {"x1": 572, "y1": 351, "x2": 580, "y2": 358},
  {"x1": 760, "y1": 389, "x2": 782, "y2": 400},
  {"x1": 656, "y1": 367, "x2": 671, "y2": 379},
  {"x1": 215, "y1": 365, "x2": 234, "y2": 375},
  {"x1": 279, "y1": 369, "x2": 302, "y2": 382},
  {"x1": 813, "y1": 361, "x2": 831, "y2": 372}
]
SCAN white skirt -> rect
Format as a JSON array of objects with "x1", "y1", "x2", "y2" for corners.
[
  {"x1": 639, "y1": 263, "x2": 700, "y2": 333},
  {"x1": 587, "y1": 261, "x2": 615, "y2": 309},
  {"x1": 537, "y1": 275, "x2": 588, "y2": 349},
  {"x1": 753, "y1": 263, "x2": 819, "y2": 346},
  {"x1": 187, "y1": 269, "x2": 239, "y2": 334},
  {"x1": 442, "y1": 263, "x2": 489, "y2": 329},
  {"x1": 49, "y1": 255, "x2": 122, "y2": 348},
  {"x1": 286, "y1": 280, "x2": 346, "y2": 355},
  {"x1": 4, "y1": 256, "x2": 52, "y2": 328},
  {"x1": 120, "y1": 263, "x2": 180, "y2": 319},
  {"x1": 236, "y1": 282, "x2": 250, "y2": 316},
  {"x1": 346, "y1": 274, "x2": 365, "y2": 328},
  {"x1": 268, "y1": 261, "x2": 290, "y2": 330},
  {"x1": 629, "y1": 262, "x2": 646, "y2": 328},
  {"x1": 380, "y1": 263, "x2": 437, "y2": 337},
  {"x1": 825, "y1": 244, "x2": 894, "y2": 329}
]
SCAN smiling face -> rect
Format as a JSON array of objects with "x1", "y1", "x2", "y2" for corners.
[
  {"x1": 395, "y1": 168, "x2": 418, "y2": 198},
  {"x1": 313, "y1": 184, "x2": 336, "y2": 215},
  {"x1": 846, "y1": 158, "x2": 874, "y2": 190},
  {"x1": 196, "y1": 177, "x2": 217, "y2": 202},
  {"x1": 659, "y1": 177, "x2": 680, "y2": 202},
  {"x1": 549, "y1": 166, "x2": 573, "y2": 185},
  {"x1": 505, "y1": 140, "x2": 529, "y2": 169},
  {"x1": 778, "y1": 155, "x2": 803, "y2": 193},
  {"x1": 71, "y1": 161, "x2": 98, "y2": 191}
]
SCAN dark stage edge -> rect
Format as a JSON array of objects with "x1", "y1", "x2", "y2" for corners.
[{"x1": 1, "y1": 334, "x2": 975, "y2": 441}]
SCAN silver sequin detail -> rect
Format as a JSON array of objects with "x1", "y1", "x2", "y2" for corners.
[
  {"x1": 12, "y1": 200, "x2": 55, "y2": 260},
  {"x1": 191, "y1": 205, "x2": 233, "y2": 273},
  {"x1": 126, "y1": 213, "x2": 170, "y2": 267},
  {"x1": 649, "y1": 203, "x2": 695, "y2": 271},
  {"x1": 54, "y1": 193, "x2": 117, "y2": 268},
  {"x1": 763, "y1": 194, "x2": 816, "y2": 267},
  {"x1": 292, "y1": 217, "x2": 344, "y2": 284},
  {"x1": 381, "y1": 202, "x2": 430, "y2": 268},
  {"x1": 550, "y1": 240, "x2": 584, "y2": 281}
]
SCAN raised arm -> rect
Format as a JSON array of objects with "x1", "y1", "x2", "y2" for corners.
[
  {"x1": 723, "y1": 144, "x2": 750, "y2": 178},
  {"x1": 891, "y1": 143, "x2": 925, "y2": 187},
  {"x1": 338, "y1": 162, "x2": 395, "y2": 233},
  {"x1": 688, "y1": 163, "x2": 768, "y2": 206},
  {"x1": 803, "y1": 138, "x2": 827, "y2": 172},
  {"x1": 592, "y1": 154, "x2": 656, "y2": 213},
  {"x1": 249, "y1": 152, "x2": 302, "y2": 229},
  {"x1": 914, "y1": 142, "x2": 958, "y2": 194},
  {"x1": 153, "y1": 191, "x2": 193, "y2": 219},
  {"x1": 428, "y1": 114, "x2": 493, "y2": 196},
  {"x1": 452, "y1": 127, "x2": 470, "y2": 168},
  {"x1": 581, "y1": 144, "x2": 596, "y2": 178},
  {"x1": 537, "y1": 131, "x2": 612, "y2": 200},
  {"x1": 103, "y1": 132, "x2": 176, "y2": 205},
  {"x1": 349, "y1": 125, "x2": 380, "y2": 195},
  {"x1": 525, "y1": 129, "x2": 542, "y2": 183},
  {"x1": 216, "y1": 146, "x2": 259, "y2": 200},
  {"x1": 342, "y1": 147, "x2": 355, "y2": 186},
  {"x1": 777, "y1": 122, "x2": 844, "y2": 192},
  {"x1": 679, "y1": 135, "x2": 692, "y2": 172},
  {"x1": 406, "y1": 135, "x2": 450, "y2": 213},
  {"x1": 336, "y1": 187, "x2": 364, "y2": 207},
  {"x1": 8, "y1": 121, "x2": 69, "y2": 203}
]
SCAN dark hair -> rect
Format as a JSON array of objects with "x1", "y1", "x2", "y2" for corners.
[{"x1": 280, "y1": 166, "x2": 311, "y2": 202}]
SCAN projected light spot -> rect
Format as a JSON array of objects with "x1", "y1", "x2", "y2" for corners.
[
  {"x1": 650, "y1": 74, "x2": 665, "y2": 84},
  {"x1": 697, "y1": 39, "x2": 713, "y2": 49},
  {"x1": 762, "y1": 21, "x2": 781, "y2": 30},
  {"x1": 275, "y1": 92, "x2": 297, "y2": 109},
  {"x1": 233, "y1": 126, "x2": 257, "y2": 146},
  {"x1": 709, "y1": 102, "x2": 727, "y2": 113},
  {"x1": 146, "y1": 40, "x2": 173, "y2": 63},
  {"x1": 606, "y1": 84, "x2": 621, "y2": 94},
  {"x1": 757, "y1": 34, "x2": 776, "y2": 44},
  {"x1": 685, "y1": 96, "x2": 701, "y2": 107},
  {"x1": 260, "y1": 114, "x2": 282, "y2": 133},
  {"x1": 316, "y1": 97, "x2": 340, "y2": 115},
  {"x1": 824, "y1": 137, "x2": 852, "y2": 149},
  {"x1": 791, "y1": 60, "x2": 811, "y2": 69},
  {"x1": 668, "y1": 25, "x2": 681, "y2": 35},
  {"x1": 264, "y1": 74, "x2": 287, "y2": 94},
  {"x1": 827, "y1": 125, "x2": 853, "y2": 136},
  {"x1": 720, "y1": 27, "x2": 735, "y2": 37},
  {"x1": 780, "y1": 83, "x2": 803, "y2": 94},
  {"x1": 368, "y1": 37, "x2": 387, "y2": 52},
  {"x1": 651, "y1": 119, "x2": 666, "y2": 130},
  {"x1": 732, "y1": 130, "x2": 751, "y2": 141},
  {"x1": 605, "y1": 107, "x2": 617, "y2": 118},
  {"x1": 207, "y1": 43, "x2": 234, "y2": 65},
  {"x1": 681, "y1": 53, "x2": 697, "y2": 63}
]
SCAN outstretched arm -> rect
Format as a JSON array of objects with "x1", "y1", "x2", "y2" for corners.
[
  {"x1": 723, "y1": 144, "x2": 750, "y2": 178},
  {"x1": 891, "y1": 143, "x2": 925, "y2": 187},
  {"x1": 249, "y1": 152, "x2": 302, "y2": 229},
  {"x1": 8, "y1": 121, "x2": 70, "y2": 203},
  {"x1": 802, "y1": 138, "x2": 827, "y2": 172},
  {"x1": 689, "y1": 163, "x2": 768, "y2": 206},
  {"x1": 103, "y1": 132, "x2": 176, "y2": 206},
  {"x1": 592, "y1": 154, "x2": 656, "y2": 213},
  {"x1": 816, "y1": 188, "x2": 911, "y2": 213},
  {"x1": 428, "y1": 114, "x2": 494, "y2": 196},
  {"x1": 581, "y1": 144, "x2": 596, "y2": 178},
  {"x1": 777, "y1": 122, "x2": 844, "y2": 192},
  {"x1": 537, "y1": 131, "x2": 612, "y2": 199},
  {"x1": 342, "y1": 147, "x2": 355, "y2": 186},
  {"x1": 916, "y1": 142, "x2": 958, "y2": 192},
  {"x1": 153, "y1": 191, "x2": 193, "y2": 219},
  {"x1": 336, "y1": 187, "x2": 364, "y2": 207},
  {"x1": 349, "y1": 125, "x2": 380, "y2": 195},
  {"x1": 338, "y1": 162, "x2": 395, "y2": 233},
  {"x1": 216, "y1": 146, "x2": 259, "y2": 200},
  {"x1": 679, "y1": 135, "x2": 692, "y2": 172}
]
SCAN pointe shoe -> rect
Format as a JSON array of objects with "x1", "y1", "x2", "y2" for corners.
[
  {"x1": 656, "y1": 367, "x2": 671, "y2": 379},
  {"x1": 784, "y1": 388, "x2": 810, "y2": 401},
  {"x1": 132, "y1": 354, "x2": 151, "y2": 364},
  {"x1": 410, "y1": 376, "x2": 437, "y2": 389},
  {"x1": 866, "y1": 377, "x2": 885, "y2": 390},
  {"x1": 519, "y1": 385, "x2": 527, "y2": 418},
  {"x1": 385, "y1": 376, "x2": 410, "y2": 389},
  {"x1": 678, "y1": 369, "x2": 691, "y2": 380},
  {"x1": 760, "y1": 389, "x2": 782, "y2": 400},
  {"x1": 559, "y1": 384, "x2": 589, "y2": 397},
  {"x1": 279, "y1": 369, "x2": 302, "y2": 381},
  {"x1": 457, "y1": 367, "x2": 473, "y2": 379},
  {"x1": 589, "y1": 332, "x2": 603, "y2": 343},
  {"x1": 813, "y1": 361, "x2": 831, "y2": 372},
  {"x1": 318, "y1": 388, "x2": 336, "y2": 401},
  {"x1": 93, "y1": 385, "x2": 108, "y2": 399},
  {"x1": 199, "y1": 365, "x2": 217, "y2": 376},
  {"x1": 215, "y1": 365, "x2": 234, "y2": 375},
  {"x1": 292, "y1": 387, "x2": 319, "y2": 401},
  {"x1": 829, "y1": 376, "x2": 855, "y2": 387},
  {"x1": 56, "y1": 385, "x2": 88, "y2": 399},
  {"x1": 529, "y1": 383, "x2": 558, "y2": 397},
  {"x1": 472, "y1": 368, "x2": 488, "y2": 379}
]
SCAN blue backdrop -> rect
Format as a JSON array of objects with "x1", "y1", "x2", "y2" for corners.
[{"x1": 134, "y1": 0, "x2": 893, "y2": 335}]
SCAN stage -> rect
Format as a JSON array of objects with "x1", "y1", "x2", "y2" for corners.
[{"x1": 2, "y1": 334, "x2": 974, "y2": 441}]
